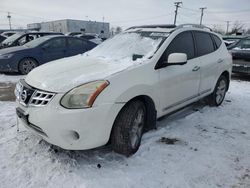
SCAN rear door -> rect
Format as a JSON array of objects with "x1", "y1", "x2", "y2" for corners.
[
  {"x1": 157, "y1": 31, "x2": 201, "y2": 114},
  {"x1": 40, "y1": 37, "x2": 67, "y2": 63},
  {"x1": 193, "y1": 31, "x2": 220, "y2": 96}
]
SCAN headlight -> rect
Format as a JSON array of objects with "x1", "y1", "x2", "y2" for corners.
[
  {"x1": 60, "y1": 80, "x2": 109, "y2": 109},
  {"x1": 14, "y1": 81, "x2": 22, "y2": 101},
  {"x1": 0, "y1": 53, "x2": 13, "y2": 59}
]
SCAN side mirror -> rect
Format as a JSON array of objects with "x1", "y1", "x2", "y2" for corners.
[{"x1": 167, "y1": 53, "x2": 187, "y2": 65}]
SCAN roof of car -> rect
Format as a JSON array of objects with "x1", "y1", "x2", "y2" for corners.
[{"x1": 126, "y1": 24, "x2": 213, "y2": 33}]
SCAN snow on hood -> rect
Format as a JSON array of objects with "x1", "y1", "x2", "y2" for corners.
[
  {"x1": 25, "y1": 54, "x2": 145, "y2": 93},
  {"x1": 25, "y1": 32, "x2": 162, "y2": 93},
  {"x1": 86, "y1": 32, "x2": 162, "y2": 60}
]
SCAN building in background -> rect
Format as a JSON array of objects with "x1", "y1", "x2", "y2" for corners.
[{"x1": 27, "y1": 19, "x2": 110, "y2": 38}]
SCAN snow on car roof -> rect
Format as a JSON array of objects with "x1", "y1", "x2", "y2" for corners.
[{"x1": 126, "y1": 27, "x2": 175, "y2": 33}]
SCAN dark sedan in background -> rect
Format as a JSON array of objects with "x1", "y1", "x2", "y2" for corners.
[
  {"x1": 0, "y1": 35, "x2": 97, "y2": 74},
  {"x1": 222, "y1": 35, "x2": 244, "y2": 47},
  {"x1": 0, "y1": 32, "x2": 63, "y2": 49},
  {"x1": 228, "y1": 36, "x2": 250, "y2": 75}
]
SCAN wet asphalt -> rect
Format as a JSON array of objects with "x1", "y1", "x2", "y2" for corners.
[{"x1": 0, "y1": 82, "x2": 16, "y2": 101}]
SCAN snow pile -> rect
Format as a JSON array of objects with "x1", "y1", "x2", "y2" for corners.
[
  {"x1": 0, "y1": 80, "x2": 250, "y2": 188},
  {"x1": 87, "y1": 32, "x2": 162, "y2": 61},
  {"x1": 233, "y1": 47, "x2": 250, "y2": 51},
  {"x1": 0, "y1": 74, "x2": 24, "y2": 83}
]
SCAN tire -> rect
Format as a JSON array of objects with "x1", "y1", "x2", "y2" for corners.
[
  {"x1": 207, "y1": 75, "x2": 228, "y2": 106},
  {"x1": 19, "y1": 58, "x2": 38, "y2": 75},
  {"x1": 111, "y1": 100, "x2": 146, "y2": 156}
]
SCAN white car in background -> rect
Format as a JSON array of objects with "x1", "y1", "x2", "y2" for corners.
[{"x1": 15, "y1": 24, "x2": 232, "y2": 156}]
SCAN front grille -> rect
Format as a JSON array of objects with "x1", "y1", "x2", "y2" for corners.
[
  {"x1": 16, "y1": 79, "x2": 56, "y2": 107},
  {"x1": 29, "y1": 90, "x2": 55, "y2": 106}
]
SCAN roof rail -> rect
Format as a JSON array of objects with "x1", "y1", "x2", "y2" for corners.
[
  {"x1": 126, "y1": 24, "x2": 176, "y2": 30},
  {"x1": 175, "y1": 24, "x2": 212, "y2": 31}
]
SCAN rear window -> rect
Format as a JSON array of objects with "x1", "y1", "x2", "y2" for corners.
[
  {"x1": 194, "y1": 32, "x2": 215, "y2": 57},
  {"x1": 212, "y1": 34, "x2": 222, "y2": 49},
  {"x1": 68, "y1": 38, "x2": 84, "y2": 48}
]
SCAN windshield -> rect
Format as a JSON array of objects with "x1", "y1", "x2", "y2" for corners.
[
  {"x1": 24, "y1": 36, "x2": 52, "y2": 48},
  {"x1": 86, "y1": 31, "x2": 169, "y2": 61},
  {"x1": 229, "y1": 38, "x2": 250, "y2": 50},
  {"x1": 2, "y1": 33, "x2": 24, "y2": 45}
]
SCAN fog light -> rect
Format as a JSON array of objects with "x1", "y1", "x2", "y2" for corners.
[{"x1": 70, "y1": 130, "x2": 80, "y2": 140}]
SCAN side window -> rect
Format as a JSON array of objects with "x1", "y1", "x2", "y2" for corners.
[
  {"x1": 212, "y1": 34, "x2": 222, "y2": 49},
  {"x1": 195, "y1": 32, "x2": 215, "y2": 56},
  {"x1": 165, "y1": 31, "x2": 195, "y2": 60},
  {"x1": 82, "y1": 35, "x2": 95, "y2": 40},
  {"x1": 43, "y1": 38, "x2": 66, "y2": 49},
  {"x1": 68, "y1": 38, "x2": 83, "y2": 48}
]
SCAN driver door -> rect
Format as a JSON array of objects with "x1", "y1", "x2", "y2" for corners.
[
  {"x1": 40, "y1": 37, "x2": 67, "y2": 63},
  {"x1": 157, "y1": 31, "x2": 201, "y2": 115}
]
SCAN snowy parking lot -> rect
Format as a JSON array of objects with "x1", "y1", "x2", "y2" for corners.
[{"x1": 0, "y1": 77, "x2": 250, "y2": 188}]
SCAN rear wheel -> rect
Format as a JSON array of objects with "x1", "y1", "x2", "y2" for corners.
[
  {"x1": 207, "y1": 75, "x2": 228, "y2": 106},
  {"x1": 111, "y1": 100, "x2": 146, "y2": 156},
  {"x1": 19, "y1": 58, "x2": 38, "y2": 75}
]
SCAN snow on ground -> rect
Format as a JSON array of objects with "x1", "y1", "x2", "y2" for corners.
[
  {"x1": 0, "y1": 80, "x2": 250, "y2": 188},
  {"x1": 0, "y1": 74, "x2": 25, "y2": 83}
]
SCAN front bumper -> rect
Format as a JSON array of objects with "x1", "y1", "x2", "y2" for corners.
[{"x1": 16, "y1": 93, "x2": 124, "y2": 150}]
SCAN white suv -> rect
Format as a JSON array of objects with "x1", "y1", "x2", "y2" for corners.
[{"x1": 15, "y1": 24, "x2": 232, "y2": 156}]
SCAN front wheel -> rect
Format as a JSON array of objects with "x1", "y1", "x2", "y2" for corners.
[
  {"x1": 111, "y1": 100, "x2": 146, "y2": 156},
  {"x1": 19, "y1": 58, "x2": 38, "y2": 75},
  {"x1": 207, "y1": 75, "x2": 228, "y2": 106}
]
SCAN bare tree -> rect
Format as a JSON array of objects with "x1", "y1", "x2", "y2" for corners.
[
  {"x1": 212, "y1": 24, "x2": 225, "y2": 35},
  {"x1": 230, "y1": 21, "x2": 244, "y2": 34},
  {"x1": 115, "y1": 26, "x2": 122, "y2": 34},
  {"x1": 246, "y1": 28, "x2": 250, "y2": 34}
]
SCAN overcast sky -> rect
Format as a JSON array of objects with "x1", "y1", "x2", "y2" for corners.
[{"x1": 0, "y1": 0, "x2": 250, "y2": 32}]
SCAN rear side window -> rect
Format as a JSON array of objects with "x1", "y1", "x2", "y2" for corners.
[
  {"x1": 81, "y1": 35, "x2": 95, "y2": 40},
  {"x1": 194, "y1": 32, "x2": 214, "y2": 56},
  {"x1": 165, "y1": 31, "x2": 195, "y2": 60},
  {"x1": 212, "y1": 34, "x2": 222, "y2": 49},
  {"x1": 68, "y1": 38, "x2": 83, "y2": 48},
  {"x1": 43, "y1": 38, "x2": 66, "y2": 49}
]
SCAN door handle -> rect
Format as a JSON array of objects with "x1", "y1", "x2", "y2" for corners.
[
  {"x1": 192, "y1": 66, "x2": 200, "y2": 72},
  {"x1": 217, "y1": 59, "x2": 223, "y2": 63}
]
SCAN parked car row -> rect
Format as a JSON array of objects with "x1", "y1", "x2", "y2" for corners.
[
  {"x1": 0, "y1": 31, "x2": 102, "y2": 74},
  {"x1": 228, "y1": 36, "x2": 250, "y2": 75},
  {"x1": 0, "y1": 35, "x2": 97, "y2": 74}
]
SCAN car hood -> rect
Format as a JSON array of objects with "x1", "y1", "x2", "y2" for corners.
[
  {"x1": 0, "y1": 46, "x2": 28, "y2": 54},
  {"x1": 25, "y1": 55, "x2": 137, "y2": 93}
]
